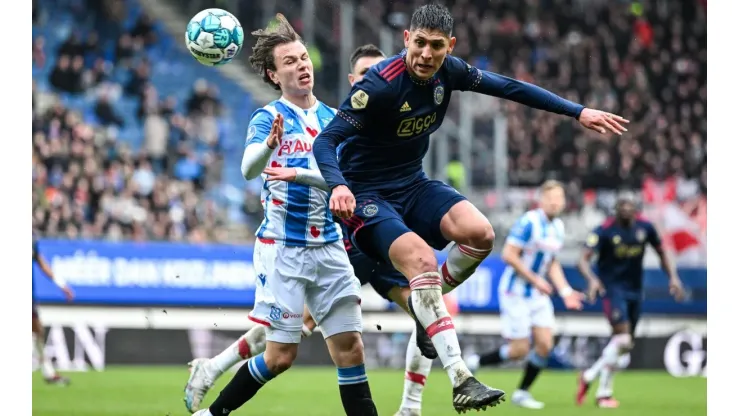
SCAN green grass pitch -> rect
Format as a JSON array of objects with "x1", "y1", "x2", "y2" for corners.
[{"x1": 32, "y1": 367, "x2": 706, "y2": 415}]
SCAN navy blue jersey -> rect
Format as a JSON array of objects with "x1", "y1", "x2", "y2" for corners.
[
  {"x1": 314, "y1": 51, "x2": 584, "y2": 193},
  {"x1": 586, "y1": 218, "x2": 663, "y2": 294}
]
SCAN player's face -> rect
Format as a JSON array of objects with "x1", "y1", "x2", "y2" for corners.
[
  {"x1": 348, "y1": 55, "x2": 385, "y2": 86},
  {"x1": 403, "y1": 29, "x2": 456, "y2": 80},
  {"x1": 616, "y1": 201, "x2": 637, "y2": 221},
  {"x1": 270, "y1": 41, "x2": 314, "y2": 95},
  {"x1": 540, "y1": 187, "x2": 566, "y2": 218}
]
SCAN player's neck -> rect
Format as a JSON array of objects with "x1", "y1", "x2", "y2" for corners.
[
  {"x1": 282, "y1": 92, "x2": 317, "y2": 110},
  {"x1": 617, "y1": 218, "x2": 633, "y2": 228}
]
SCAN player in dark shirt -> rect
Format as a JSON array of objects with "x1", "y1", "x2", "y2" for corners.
[
  {"x1": 32, "y1": 238, "x2": 74, "y2": 385},
  {"x1": 575, "y1": 196, "x2": 685, "y2": 408},
  {"x1": 313, "y1": 4, "x2": 628, "y2": 412}
]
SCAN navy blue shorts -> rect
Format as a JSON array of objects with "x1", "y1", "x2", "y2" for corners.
[
  {"x1": 348, "y1": 246, "x2": 408, "y2": 301},
  {"x1": 346, "y1": 179, "x2": 466, "y2": 264},
  {"x1": 602, "y1": 289, "x2": 641, "y2": 336}
]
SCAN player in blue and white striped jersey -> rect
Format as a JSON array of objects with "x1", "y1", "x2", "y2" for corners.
[
  {"x1": 185, "y1": 15, "x2": 377, "y2": 416},
  {"x1": 466, "y1": 180, "x2": 584, "y2": 409}
]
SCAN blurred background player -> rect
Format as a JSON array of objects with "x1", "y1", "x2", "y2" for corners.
[
  {"x1": 314, "y1": 3, "x2": 628, "y2": 412},
  {"x1": 576, "y1": 194, "x2": 685, "y2": 408},
  {"x1": 32, "y1": 236, "x2": 74, "y2": 385},
  {"x1": 186, "y1": 15, "x2": 377, "y2": 416},
  {"x1": 466, "y1": 180, "x2": 584, "y2": 409}
]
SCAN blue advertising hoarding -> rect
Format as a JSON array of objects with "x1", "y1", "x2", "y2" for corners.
[{"x1": 33, "y1": 239, "x2": 706, "y2": 315}]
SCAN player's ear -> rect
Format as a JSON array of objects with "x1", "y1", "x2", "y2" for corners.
[
  {"x1": 267, "y1": 69, "x2": 280, "y2": 87},
  {"x1": 403, "y1": 30, "x2": 410, "y2": 48},
  {"x1": 447, "y1": 36, "x2": 457, "y2": 54},
  {"x1": 348, "y1": 73, "x2": 355, "y2": 86}
]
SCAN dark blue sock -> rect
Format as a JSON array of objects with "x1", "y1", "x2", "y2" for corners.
[
  {"x1": 519, "y1": 350, "x2": 548, "y2": 391},
  {"x1": 209, "y1": 353, "x2": 276, "y2": 415},
  {"x1": 337, "y1": 364, "x2": 377, "y2": 415}
]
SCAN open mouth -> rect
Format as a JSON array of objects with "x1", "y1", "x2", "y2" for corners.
[
  {"x1": 299, "y1": 73, "x2": 311, "y2": 82},
  {"x1": 416, "y1": 63, "x2": 434, "y2": 71}
]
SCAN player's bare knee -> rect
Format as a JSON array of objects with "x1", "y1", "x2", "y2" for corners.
[
  {"x1": 264, "y1": 342, "x2": 298, "y2": 375},
  {"x1": 467, "y1": 222, "x2": 495, "y2": 250},
  {"x1": 534, "y1": 339, "x2": 553, "y2": 357},
  {"x1": 507, "y1": 339, "x2": 531, "y2": 360},
  {"x1": 328, "y1": 331, "x2": 365, "y2": 367}
]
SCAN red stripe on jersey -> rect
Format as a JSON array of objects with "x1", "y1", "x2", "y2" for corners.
[
  {"x1": 379, "y1": 58, "x2": 403, "y2": 77},
  {"x1": 384, "y1": 63, "x2": 406, "y2": 81}
]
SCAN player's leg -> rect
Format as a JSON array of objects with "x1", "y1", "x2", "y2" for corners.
[
  {"x1": 203, "y1": 330, "x2": 299, "y2": 416},
  {"x1": 466, "y1": 294, "x2": 531, "y2": 372},
  {"x1": 510, "y1": 297, "x2": 555, "y2": 409},
  {"x1": 309, "y1": 240, "x2": 378, "y2": 415},
  {"x1": 595, "y1": 300, "x2": 640, "y2": 407},
  {"x1": 380, "y1": 284, "x2": 434, "y2": 416},
  {"x1": 32, "y1": 306, "x2": 69, "y2": 385},
  {"x1": 354, "y1": 198, "x2": 505, "y2": 411},
  {"x1": 405, "y1": 181, "x2": 494, "y2": 294},
  {"x1": 185, "y1": 242, "x2": 306, "y2": 413},
  {"x1": 576, "y1": 292, "x2": 632, "y2": 407}
]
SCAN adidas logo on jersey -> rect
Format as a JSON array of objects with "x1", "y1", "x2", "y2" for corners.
[{"x1": 400, "y1": 101, "x2": 412, "y2": 112}]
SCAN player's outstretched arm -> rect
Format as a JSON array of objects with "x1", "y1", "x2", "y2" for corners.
[
  {"x1": 241, "y1": 112, "x2": 283, "y2": 180},
  {"x1": 446, "y1": 56, "x2": 628, "y2": 135},
  {"x1": 548, "y1": 259, "x2": 584, "y2": 310}
]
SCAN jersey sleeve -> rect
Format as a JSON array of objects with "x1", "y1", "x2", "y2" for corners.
[
  {"x1": 585, "y1": 226, "x2": 604, "y2": 251},
  {"x1": 506, "y1": 215, "x2": 534, "y2": 248},
  {"x1": 646, "y1": 222, "x2": 664, "y2": 251},
  {"x1": 444, "y1": 55, "x2": 583, "y2": 118},
  {"x1": 245, "y1": 109, "x2": 275, "y2": 146},
  {"x1": 314, "y1": 70, "x2": 392, "y2": 190}
]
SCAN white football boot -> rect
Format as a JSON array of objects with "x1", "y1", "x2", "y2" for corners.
[{"x1": 511, "y1": 389, "x2": 545, "y2": 409}]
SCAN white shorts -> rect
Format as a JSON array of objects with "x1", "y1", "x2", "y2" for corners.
[
  {"x1": 249, "y1": 239, "x2": 363, "y2": 344},
  {"x1": 499, "y1": 291, "x2": 555, "y2": 340}
]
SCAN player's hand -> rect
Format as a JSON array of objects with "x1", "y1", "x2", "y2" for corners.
[
  {"x1": 578, "y1": 108, "x2": 629, "y2": 136},
  {"x1": 563, "y1": 291, "x2": 586, "y2": 310},
  {"x1": 586, "y1": 279, "x2": 606, "y2": 303},
  {"x1": 669, "y1": 277, "x2": 686, "y2": 302},
  {"x1": 533, "y1": 277, "x2": 553, "y2": 296},
  {"x1": 330, "y1": 185, "x2": 356, "y2": 219},
  {"x1": 62, "y1": 286, "x2": 75, "y2": 302},
  {"x1": 266, "y1": 113, "x2": 284, "y2": 149},
  {"x1": 263, "y1": 167, "x2": 297, "y2": 182}
]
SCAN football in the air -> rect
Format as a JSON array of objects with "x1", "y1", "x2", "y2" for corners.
[{"x1": 185, "y1": 8, "x2": 244, "y2": 66}]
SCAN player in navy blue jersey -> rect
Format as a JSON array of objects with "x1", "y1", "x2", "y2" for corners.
[
  {"x1": 313, "y1": 3, "x2": 628, "y2": 412},
  {"x1": 575, "y1": 195, "x2": 685, "y2": 408},
  {"x1": 32, "y1": 237, "x2": 74, "y2": 385}
]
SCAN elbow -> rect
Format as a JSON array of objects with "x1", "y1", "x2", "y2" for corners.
[{"x1": 241, "y1": 161, "x2": 260, "y2": 181}]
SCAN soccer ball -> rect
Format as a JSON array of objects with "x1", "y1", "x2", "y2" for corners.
[{"x1": 185, "y1": 8, "x2": 244, "y2": 66}]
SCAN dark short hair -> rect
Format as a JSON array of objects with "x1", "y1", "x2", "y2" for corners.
[
  {"x1": 349, "y1": 44, "x2": 385, "y2": 71},
  {"x1": 249, "y1": 14, "x2": 303, "y2": 90},
  {"x1": 409, "y1": 3, "x2": 454, "y2": 37}
]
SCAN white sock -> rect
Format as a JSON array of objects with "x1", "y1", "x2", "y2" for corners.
[
  {"x1": 583, "y1": 334, "x2": 630, "y2": 382},
  {"x1": 441, "y1": 243, "x2": 491, "y2": 294},
  {"x1": 210, "y1": 325, "x2": 266, "y2": 375},
  {"x1": 597, "y1": 353, "x2": 630, "y2": 399},
  {"x1": 399, "y1": 327, "x2": 433, "y2": 410},
  {"x1": 33, "y1": 333, "x2": 56, "y2": 378},
  {"x1": 409, "y1": 272, "x2": 471, "y2": 387}
]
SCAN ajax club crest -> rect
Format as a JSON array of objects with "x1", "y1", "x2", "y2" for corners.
[{"x1": 434, "y1": 85, "x2": 444, "y2": 105}]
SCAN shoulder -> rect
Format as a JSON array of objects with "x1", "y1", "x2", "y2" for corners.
[{"x1": 348, "y1": 54, "x2": 404, "y2": 104}]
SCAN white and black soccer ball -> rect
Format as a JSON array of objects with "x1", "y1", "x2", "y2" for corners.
[{"x1": 185, "y1": 8, "x2": 244, "y2": 66}]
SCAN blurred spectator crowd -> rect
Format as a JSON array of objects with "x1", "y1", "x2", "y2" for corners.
[{"x1": 32, "y1": 0, "x2": 248, "y2": 242}]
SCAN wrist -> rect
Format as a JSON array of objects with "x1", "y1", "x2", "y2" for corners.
[{"x1": 558, "y1": 286, "x2": 574, "y2": 298}]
